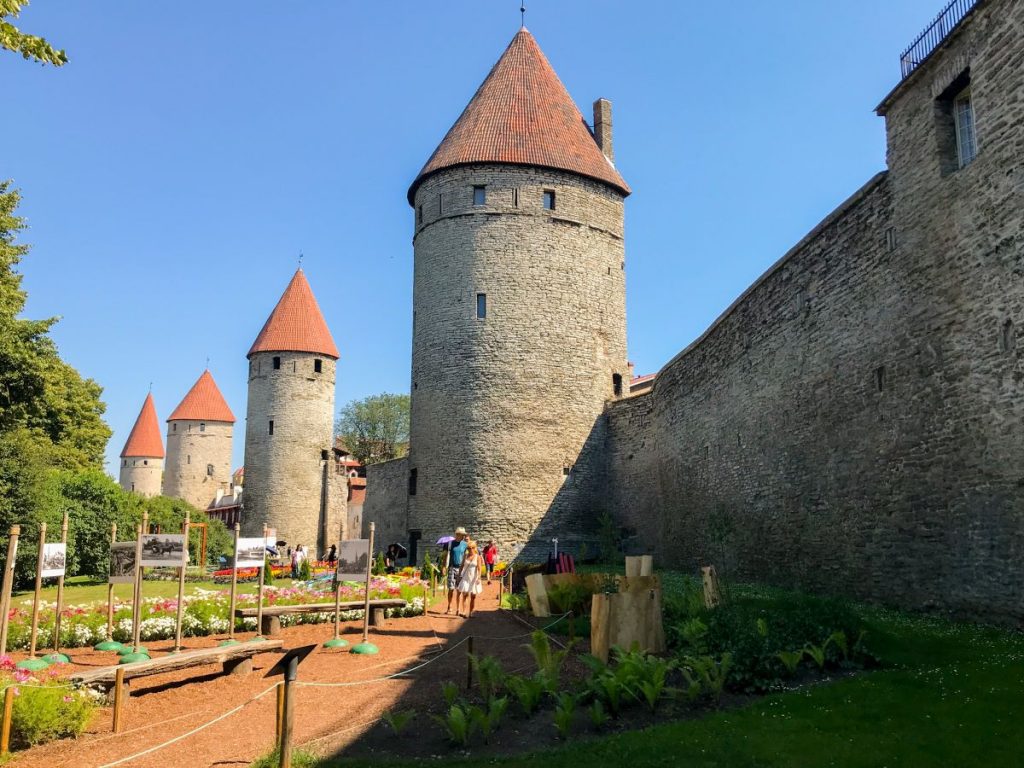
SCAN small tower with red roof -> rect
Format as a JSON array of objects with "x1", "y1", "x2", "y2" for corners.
[
  {"x1": 119, "y1": 392, "x2": 164, "y2": 497},
  {"x1": 163, "y1": 369, "x2": 236, "y2": 510},
  {"x1": 242, "y1": 268, "x2": 342, "y2": 556}
]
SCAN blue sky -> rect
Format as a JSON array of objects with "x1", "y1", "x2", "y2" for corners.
[{"x1": 5, "y1": 1, "x2": 944, "y2": 476}]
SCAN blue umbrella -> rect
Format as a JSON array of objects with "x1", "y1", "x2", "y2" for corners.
[{"x1": 436, "y1": 535, "x2": 455, "y2": 545}]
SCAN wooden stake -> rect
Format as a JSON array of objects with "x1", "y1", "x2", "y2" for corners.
[
  {"x1": 0, "y1": 685, "x2": 13, "y2": 754},
  {"x1": 332, "y1": 521, "x2": 343, "y2": 641},
  {"x1": 131, "y1": 512, "x2": 148, "y2": 653},
  {"x1": 255, "y1": 524, "x2": 266, "y2": 637},
  {"x1": 227, "y1": 523, "x2": 240, "y2": 639},
  {"x1": 275, "y1": 680, "x2": 284, "y2": 741},
  {"x1": 53, "y1": 511, "x2": 69, "y2": 652},
  {"x1": 112, "y1": 667, "x2": 126, "y2": 733},
  {"x1": 360, "y1": 523, "x2": 375, "y2": 645},
  {"x1": 0, "y1": 526, "x2": 21, "y2": 655},
  {"x1": 28, "y1": 522, "x2": 46, "y2": 658},
  {"x1": 105, "y1": 523, "x2": 117, "y2": 641},
  {"x1": 466, "y1": 635, "x2": 474, "y2": 691},
  {"x1": 278, "y1": 654, "x2": 298, "y2": 768},
  {"x1": 173, "y1": 510, "x2": 190, "y2": 651}
]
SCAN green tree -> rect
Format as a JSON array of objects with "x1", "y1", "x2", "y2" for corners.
[
  {"x1": 336, "y1": 393, "x2": 410, "y2": 466},
  {"x1": 1, "y1": 1, "x2": 67, "y2": 66}
]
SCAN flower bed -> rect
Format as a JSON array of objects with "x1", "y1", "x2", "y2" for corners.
[
  {"x1": 3, "y1": 576, "x2": 426, "y2": 650},
  {"x1": 0, "y1": 656, "x2": 96, "y2": 747}
]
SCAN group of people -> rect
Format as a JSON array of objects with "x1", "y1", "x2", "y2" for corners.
[{"x1": 442, "y1": 527, "x2": 498, "y2": 618}]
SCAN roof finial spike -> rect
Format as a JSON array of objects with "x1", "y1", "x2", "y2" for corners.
[
  {"x1": 205, "y1": 356, "x2": 210, "y2": 370},
  {"x1": 298, "y1": 251, "x2": 303, "y2": 269},
  {"x1": 520, "y1": 3, "x2": 526, "y2": 28},
  {"x1": 148, "y1": 381, "x2": 152, "y2": 393}
]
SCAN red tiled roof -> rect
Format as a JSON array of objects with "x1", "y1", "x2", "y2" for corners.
[
  {"x1": 167, "y1": 370, "x2": 236, "y2": 423},
  {"x1": 248, "y1": 269, "x2": 339, "y2": 359},
  {"x1": 631, "y1": 373, "x2": 656, "y2": 386},
  {"x1": 120, "y1": 393, "x2": 164, "y2": 458},
  {"x1": 408, "y1": 28, "x2": 629, "y2": 204}
]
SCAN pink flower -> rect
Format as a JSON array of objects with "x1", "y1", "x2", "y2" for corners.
[
  {"x1": 63, "y1": 695, "x2": 73, "y2": 703},
  {"x1": 13, "y1": 669, "x2": 31, "y2": 683}
]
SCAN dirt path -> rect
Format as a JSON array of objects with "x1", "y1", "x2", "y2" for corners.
[{"x1": 13, "y1": 583, "x2": 547, "y2": 768}]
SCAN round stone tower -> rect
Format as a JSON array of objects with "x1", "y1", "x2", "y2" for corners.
[
  {"x1": 163, "y1": 370, "x2": 235, "y2": 510},
  {"x1": 406, "y1": 28, "x2": 630, "y2": 560},
  {"x1": 119, "y1": 392, "x2": 164, "y2": 497},
  {"x1": 242, "y1": 269, "x2": 340, "y2": 556}
]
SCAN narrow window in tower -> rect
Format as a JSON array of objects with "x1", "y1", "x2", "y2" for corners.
[
  {"x1": 320, "y1": 449, "x2": 329, "y2": 461},
  {"x1": 417, "y1": 205, "x2": 423, "y2": 225},
  {"x1": 144, "y1": 459, "x2": 148, "y2": 466},
  {"x1": 473, "y1": 185, "x2": 486, "y2": 206},
  {"x1": 187, "y1": 455, "x2": 191, "y2": 464},
  {"x1": 314, "y1": 359, "x2": 322, "y2": 373},
  {"x1": 132, "y1": 460, "x2": 136, "y2": 467},
  {"x1": 123, "y1": 460, "x2": 127, "y2": 467},
  {"x1": 292, "y1": 360, "x2": 296, "y2": 372},
  {"x1": 408, "y1": 468, "x2": 418, "y2": 496},
  {"x1": 438, "y1": 195, "x2": 443, "y2": 215},
  {"x1": 874, "y1": 366, "x2": 885, "y2": 392},
  {"x1": 512, "y1": 188, "x2": 519, "y2": 207},
  {"x1": 268, "y1": 420, "x2": 274, "y2": 435},
  {"x1": 543, "y1": 190, "x2": 556, "y2": 210},
  {"x1": 206, "y1": 463, "x2": 214, "y2": 476},
  {"x1": 953, "y1": 88, "x2": 977, "y2": 168},
  {"x1": 476, "y1": 293, "x2": 487, "y2": 319},
  {"x1": 273, "y1": 356, "x2": 281, "y2": 370},
  {"x1": 200, "y1": 422, "x2": 206, "y2": 432},
  {"x1": 613, "y1": 373, "x2": 623, "y2": 397},
  {"x1": 131, "y1": 483, "x2": 135, "y2": 491},
  {"x1": 173, "y1": 423, "x2": 176, "y2": 432}
]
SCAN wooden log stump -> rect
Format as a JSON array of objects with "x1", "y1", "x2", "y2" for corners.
[
  {"x1": 261, "y1": 614, "x2": 282, "y2": 637},
  {"x1": 223, "y1": 656, "x2": 253, "y2": 676},
  {"x1": 369, "y1": 607, "x2": 386, "y2": 627}
]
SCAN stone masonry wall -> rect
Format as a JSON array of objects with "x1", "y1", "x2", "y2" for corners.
[
  {"x1": 163, "y1": 420, "x2": 232, "y2": 510},
  {"x1": 607, "y1": 0, "x2": 1023, "y2": 622},
  {"x1": 363, "y1": 456, "x2": 408, "y2": 556},
  {"x1": 242, "y1": 351, "x2": 338, "y2": 557},
  {"x1": 119, "y1": 457, "x2": 163, "y2": 498},
  {"x1": 407, "y1": 164, "x2": 628, "y2": 562}
]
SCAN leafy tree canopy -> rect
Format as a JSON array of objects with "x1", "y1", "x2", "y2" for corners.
[
  {"x1": 0, "y1": 1, "x2": 66, "y2": 66},
  {"x1": 336, "y1": 393, "x2": 410, "y2": 466}
]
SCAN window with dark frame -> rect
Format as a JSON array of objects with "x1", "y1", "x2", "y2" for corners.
[
  {"x1": 953, "y1": 88, "x2": 977, "y2": 168},
  {"x1": 476, "y1": 293, "x2": 487, "y2": 319},
  {"x1": 936, "y1": 70, "x2": 978, "y2": 174},
  {"x1": 200, "y1": 422, "x2": 205, "y2": 432},
  {"x1": 314, "y1": 359, "x2": 322, "y2": 374},
  {"x1": 268, "y1": 420, "x2": 274, "y2": 435},
  {"x1": 207, "y1": 463, "x2": 214, "y2": 476},
  {"x1": 273, "y1": 356, "x2": 281, "y2": 370},
  {"x1": 408, "y1": 468, "x2": 418, "y2": 496},
  {"x1": 417, "y1": 205, "x2": 423, "y2": 225},
  {"x1": 473, "y1": 185, "x2": 486, "y2": 206},
  {"x1": 613, "y1": 373, "x2": 623, "y2": 397},
  {"x1": 543, "y1": 189, "x2": 556, "y2": 210}
]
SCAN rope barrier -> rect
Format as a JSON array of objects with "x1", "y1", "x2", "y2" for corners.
[
  {"x1": 295, "y1": 637, "x2": 469, "y2": 689},
  {"x1": 95, "y1": 682, "x2": 278, "y2": 768}
]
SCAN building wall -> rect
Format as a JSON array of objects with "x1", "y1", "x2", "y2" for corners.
[
  {"x1": 364, "y1": 456, "x2": 408, "y2": 555},
  {"x1": 242, "y1": 351, "x2": 338, "y2": 557},
  {"x1": 163, "y1": 420, "x2": 232, "y2": 510},
  {"x1": 118, "y1": 457, "x2": 163, "y2": 497},
  {"x1": 407, "y1": 164, "x2": 628, "y2": 560},
  {"x1": 606, "y1": 0, "x2": 1024, "y2": 622}
]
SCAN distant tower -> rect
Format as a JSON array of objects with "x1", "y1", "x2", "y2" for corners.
[
  {"x1": 406, "y1": 29, "x2": 630, "y2": 558},
  {"x1": 163, "y1": 370, "x2": 236, "y2": 510},
  {"x1": 242, "y1": 269, "x2": 342, "y2": 555},
  {"x1": 119, "y1": 392, "x2": 164, "y2": 497}
]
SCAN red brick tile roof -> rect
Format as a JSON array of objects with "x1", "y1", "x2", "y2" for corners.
[
  {"x1": 167, "y1": 370, "x2": 236, "y2": 423},
  {"x1": 408, "y1": 28, "x2": 630, "y2": 204},
  {"x1": 120, "y1": 392, "x2": 164, "y2": 458},
  {"x1": 248, "y1": 269, "x2": 339, "y2": 359}
]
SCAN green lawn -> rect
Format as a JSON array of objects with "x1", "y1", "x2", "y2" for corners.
[
  {"x1": 12, "y1": 575, "x2": 261, "y2": 605},
  {"x1": 313, "y1": 581, "x2": 1024, "y2": 768}
]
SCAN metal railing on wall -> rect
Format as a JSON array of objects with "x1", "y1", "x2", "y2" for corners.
[{"x1": 899, "y1": 0, "x2": 979, "y2": 79}]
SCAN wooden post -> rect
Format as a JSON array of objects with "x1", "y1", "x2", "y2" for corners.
[
  {"x1": 0, "y1": 685, "x2": 13, "y2": 754},
  {"x1": 227, "y1": 523, "x2": 240, "y2": 639},
  {"x1": 568, "y1": 610, "x2": 575, "y2": 646},
  {"x1": 278, "y1": 653, "x2": 298, "y2": 768},
  {"x1": 131, "y1": 512, "x2": 147, "y2": 653},
  {"x1": 105, "y1": 523, "x2": 117, "y2": 641},
  {"x1": 360, "y1": 523, "x2": 375, "y2": 645},
  {"x1": 112, "y1": 667, "x2": 126, "y2": 733},
  {"x1": 255, "y1": 524, "x2": 267, "y2": 637},
  {"x1": 275, "y1": 680, "x2": 285, "y2": 741},
  {"x1": 332, "y1": 521, "x2": 343, "y2": 642},
  {"x1": 466, "y1": 635, "x2": 474, "y2": 691},
  {"x1": 173, "y1": 510, "x2": 190, "y2": 651},
  {"x1": 53, "y1": 512, "x2": 69, "y2": 652},
  {"x1": 498, "y1": 566, "x2": 504, "y2": 609},
  {"x1": 0, "y1": 525, "x2": 21, "y2": 655},
  {"x1": 28, "y1": 522, "x2": 46, "y2": 658}
]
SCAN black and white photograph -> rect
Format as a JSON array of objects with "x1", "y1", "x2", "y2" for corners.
[
  {"x1": 337, "y1": 539, "x2": 369, "y2": 581},
  {"x1": 139, "y1": 534, "x2": 188, "y2": 568},
  {"x1": 235, "y1": 537, "x2": 266, "y2": 568},
  {"x1": 40, "y1": 542, "x2": 66, "y2": 578},
  {"x1": 109, "y1": 541, "x2": 136, "y2": 584}
]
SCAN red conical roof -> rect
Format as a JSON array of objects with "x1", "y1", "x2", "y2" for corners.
[
  {"x1": 120, "y1": 393, "x2": 164, "y2": 458},
  {"x1": 408, "y1": 28, "x2": 629, "y2": 204},
  {"x1": 247, "y1": 269, "x2": 339, "y2": 359},
  {"x1": 167, "y1": 370, "x2": 236, "y2": 423}
]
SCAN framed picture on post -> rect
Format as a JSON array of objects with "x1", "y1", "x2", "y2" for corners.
[
  {"x1": 337, "y1": 539, "x2": 369, "y2": 581},
  {"x1": 41, "y1": 543, "x2": 67, "y2": 578},
  {"x1": 235, "y1": 538, "x2": 266, "y2": 568},
  {"x1": 109, "y1": 541, "x2": 136, "y2": 584},
  {"x1": 140, "y1": 534, "x2": 188, "y2": 568}
]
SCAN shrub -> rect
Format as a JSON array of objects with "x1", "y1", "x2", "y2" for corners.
[
  {"x1": 526, "y1": 631, "x2": 571, "y2": 693},
  {"x1": 469, "y1": 654, "x2": 504, "y2": 703},
  {"x1": 4, "y1": 665, "x2": 95, "y2": 747},
  {"x1": 298, "y1": 557, "x2": 312, "y2": 582},
  {"x1": 381, "y1": 709, "x2": 416, "y2": 736},
  {"x1": 432, "y1": 705, "x2": 476, "y2": 747},
  {"x1": 505, "y1": 673, "x2": 546, "y2": 717},
  {"x1": 547, "y1": 580, "x2": 593, "y2": 615},
  {"x1": 469, "y1": 697, "x2": 508, "y2": 743},
  {"x1": 553, "y1": 692, "x2": 576, "y2": 738}
]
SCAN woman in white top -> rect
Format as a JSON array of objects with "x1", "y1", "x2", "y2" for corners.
[{"x1": 456, "y1": 540, "x2": 484, "y2": 617}]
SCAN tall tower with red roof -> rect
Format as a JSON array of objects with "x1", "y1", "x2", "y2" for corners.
[
  {"x1": 404, "y1": 28, "x2": 630, "y2": 559},
  {"x1": 242, "y1": 269, "x2": 343, "y2": 555},
  {"x1": 119, "y1": 392, "x2": 164, "y2": 497},
  {"x1": 163, "y1": 369, "x2": 236, "y2": 510}
]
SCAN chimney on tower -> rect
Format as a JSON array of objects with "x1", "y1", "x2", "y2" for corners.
[{"x1": 593, "y1": 98, "x2": 614, "y2": 162}]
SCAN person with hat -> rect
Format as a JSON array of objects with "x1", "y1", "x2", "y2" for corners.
[{"x1": 444, "y1": 527, "x2": 469, "y2": 615}]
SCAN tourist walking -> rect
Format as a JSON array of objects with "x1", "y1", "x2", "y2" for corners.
[
  {"x1": 291, "y1": 544, "x2": 306, "y2": 578},
  {"x1": 444, "y1": 527, "x2": 468, "y2": 615},
  {"x1": 483, "y1": 540, "x2": 498, "y2": 584},
  {"x1": 456, "y1": 540, "x2": 484, "y2": 617},
  {"x1": 325, "y1": 544, "x2": 337, "y2": 566}
]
